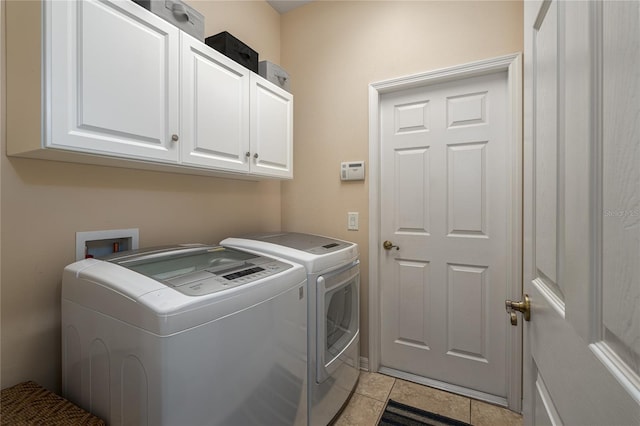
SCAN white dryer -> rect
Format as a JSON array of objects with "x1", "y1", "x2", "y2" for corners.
[
  {"x1": 221, "y1": 233, "x2": 360, "y2": 426},
  {"x1": 62, "y1": 244, "x2": 308, "y2": 426}
]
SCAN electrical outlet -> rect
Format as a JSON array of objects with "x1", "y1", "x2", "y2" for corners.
[{"x1": 348, "y1": 212, "x2": 359, "y2": 231}]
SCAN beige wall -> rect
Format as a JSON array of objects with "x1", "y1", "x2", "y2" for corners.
[
  {"x1": 1, "y1": 1, "x2": 282, "y2": 392},
  {"x1": 1, "y1": 0, "x2": 523, "y2": 393},
  {"x1": 280, "y1": 0, "x2": 523, "y2": 358}
]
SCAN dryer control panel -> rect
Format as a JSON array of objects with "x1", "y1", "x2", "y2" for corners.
[{"x1": 110, "y1": 245, "x2": 293, "y2": 296}]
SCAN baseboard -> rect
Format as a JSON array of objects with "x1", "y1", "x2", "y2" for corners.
[{"x1": 360, "y1": 356, "x2": 369, "y2": 371}]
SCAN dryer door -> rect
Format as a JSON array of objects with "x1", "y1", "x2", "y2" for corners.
[{"x1": 316, "y1": 261, "x2": 360, "y2": 383}]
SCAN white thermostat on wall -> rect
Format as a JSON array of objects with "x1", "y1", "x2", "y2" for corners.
[{"x1": 341, "y1": 161, "x2": 365, "y2": 181}]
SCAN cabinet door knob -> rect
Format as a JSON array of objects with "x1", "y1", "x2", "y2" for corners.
[
  {"x1": 254, "y1": 153, "x2": 259, "y2": 159},
  {"x1": 171, "y1": 134, "x2": 179, "y2": 142},
  {"x1": 245, "y1": 152, "x2": 251, "y2": 157}
]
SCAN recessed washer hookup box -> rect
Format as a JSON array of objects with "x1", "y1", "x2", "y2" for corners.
[{"x1": 205, "y1": 31, "x2": 259, "y2": 73}]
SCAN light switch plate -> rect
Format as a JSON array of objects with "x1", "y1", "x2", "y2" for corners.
[{"x1": 348, "y1": 212, "x2": 359, "y2": 231}]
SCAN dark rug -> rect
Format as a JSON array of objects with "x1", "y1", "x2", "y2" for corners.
[{"x1": 378, "y1": 399, "x2": 471, "y2": 426}]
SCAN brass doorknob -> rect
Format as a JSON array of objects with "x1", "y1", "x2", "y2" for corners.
[
  {"x1": 383, "y1": 240, "x2": 399, "y2": 250},
  {"x1": 505, "y1": 294, "x2": 531, "y2": 325}
]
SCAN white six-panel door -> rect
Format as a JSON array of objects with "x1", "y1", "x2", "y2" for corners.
[
  {"x1": 523, "y1": 1, "x2": 639, "y2": 424},
  {"x1": 379, "y1": 70, "x2": 512, "y2": 403}
]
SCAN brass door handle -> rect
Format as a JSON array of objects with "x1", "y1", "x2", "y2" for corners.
[
  {"x1": 505, "y1": 294, "x2": 531, "y2": 325},
  {"x1": 383, "y1": 240, "x2": 399, "y2": 250}
]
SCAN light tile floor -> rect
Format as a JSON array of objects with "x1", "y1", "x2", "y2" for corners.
[{"x1": 333, "y1": 372, "x2": 523, "y2": 426}]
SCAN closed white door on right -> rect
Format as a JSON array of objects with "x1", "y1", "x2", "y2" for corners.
[
  {"x1": 380, "y1": 70, "x2": 512, "y2": 402},
  {"x1": 522, "y1": 1, "x2": 639, "y2": 424}
]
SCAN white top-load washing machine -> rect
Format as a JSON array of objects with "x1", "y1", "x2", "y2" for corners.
[
  {"x1": 62, "y1": 244, "x2": 308, "y2": 426},
  {"x1": 220, "y1": 233, "x2": 360, "y2": 426}
]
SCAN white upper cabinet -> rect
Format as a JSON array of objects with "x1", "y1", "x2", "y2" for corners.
[
  {"x1": 181, "y1": 33, "x2": 251, "y2": 173},
  {"x1": 7, "y1": 0, "x2": 293, "y2": 179},
  {"x1": 48, "y1": 0, "x2": 180, "y2": 163},
  {"x1": 250, "y1": 74, "x2": 293, "y2": 179},
  {"x1": 181, "y1": 34, "x2": 293, "y2": 178}
]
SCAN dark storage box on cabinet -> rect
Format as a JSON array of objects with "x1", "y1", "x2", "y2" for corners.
[{"x1": 205, "y1": 31, "x2": 258, "y2": 73}]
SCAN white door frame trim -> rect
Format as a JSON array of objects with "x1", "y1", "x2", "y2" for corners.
[{"x1": 368, "y1": 53, "x2": 523, "y2": 411}]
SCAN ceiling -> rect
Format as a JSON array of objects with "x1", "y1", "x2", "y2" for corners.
[{"x1": 267, "y1": 0, "x2": 313, "y2": 14}]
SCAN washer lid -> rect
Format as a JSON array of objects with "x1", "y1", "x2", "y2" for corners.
[
  {"x1": 62, "y1": 245, "x2": 307, "y2": 334},
  {"x1": 108, "y1": 244, "x2": 293, "y2": 296}
]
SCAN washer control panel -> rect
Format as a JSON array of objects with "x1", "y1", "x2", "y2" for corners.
[{"x1": 165, "y1": 257, "x2": 292, "y2": 296}]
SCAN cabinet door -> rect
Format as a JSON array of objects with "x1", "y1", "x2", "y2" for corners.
[
  {"x1": 48, "y1": 0, "x2": 179, "y2": 163},
  {"x1": 250, "y1": 75, "x2": 294, "y2": 179},
  {"x1": 180, "y1": 33, "x2": 250, "y2": 172}
]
